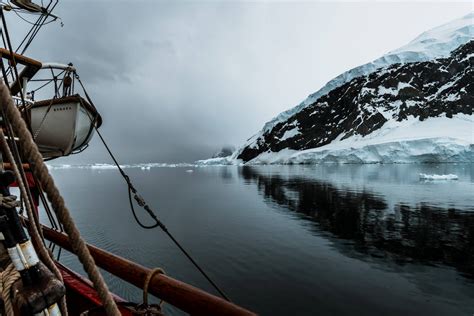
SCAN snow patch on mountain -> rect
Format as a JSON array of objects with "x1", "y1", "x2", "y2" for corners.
[
  {"x1": 280, "y1": 127, "x2": 301, "y2": 141},
  {"x1": 240, "y1": 12, "x2": 474, "y2": 151}
]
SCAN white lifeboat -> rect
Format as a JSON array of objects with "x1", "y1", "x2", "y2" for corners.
[
  {"x1": 29, "y1": 95, "x2": 102, "y2": 159},
  {"x1": 22, "y1": 62, "x2": 102, "y2": 160},
  {"x1": 0, "y1": 51, "x2": 103, "y2": 160}
]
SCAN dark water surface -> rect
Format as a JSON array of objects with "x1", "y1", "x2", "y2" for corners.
[{"x1": 45, "y1": 164, "x2": 474, "y2": 315}]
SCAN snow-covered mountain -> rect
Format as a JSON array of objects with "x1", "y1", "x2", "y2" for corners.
[{"x1": 220, "y1": 13, "x2": 473, "y2": 164}]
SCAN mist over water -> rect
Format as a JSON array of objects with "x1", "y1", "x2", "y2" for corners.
[{"x1": 44, "y1": 164, "x2": 474, "y2": 315}]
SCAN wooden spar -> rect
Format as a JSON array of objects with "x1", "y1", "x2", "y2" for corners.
[
  {"x1": 40, "y1": 225, "x2": 257, "y2": 316},
  {"x1": 3, "y1": 162, "x2": 30, "y2": 170},
  {"x1": 0, "y1": 48, "x2": 42, "y2": 95},
  {"x1": 0, "y1": 48, "x2": 42, "y2": 68}
]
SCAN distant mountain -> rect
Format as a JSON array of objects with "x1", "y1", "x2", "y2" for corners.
[
  {"x1": 199, "y1": 13, "x2": 473, "y2": 165},
  {"x1": 233, "y1": 13, "x2": 473, "y2": 164},
  {"x1": 212, "y1": 146, "x2": 236, "y2": 158}
]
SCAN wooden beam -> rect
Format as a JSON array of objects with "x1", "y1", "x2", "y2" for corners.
[
  {"x1": 3, "y1": 162, "x2": 30, "y2": 171},
  {"x1": 0, "y1": 48, "x2": 42, "y2": 69},
  {"x1": 40, "y1": 225, "x2": 256, "y2": 316},
  {"x1": 0, "y1": 48, "x2": 42, "y2": 96}
]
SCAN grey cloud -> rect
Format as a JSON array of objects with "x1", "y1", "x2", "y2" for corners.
[{"x1": 4, "y1": 1, "x2": 471, "y2": 164}]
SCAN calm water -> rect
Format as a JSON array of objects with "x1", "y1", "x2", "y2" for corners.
[{"x1": 44, "y1": 164, "x2": 474, "y2": 315}]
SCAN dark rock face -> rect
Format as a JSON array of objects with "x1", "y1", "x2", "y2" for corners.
[{"x1": 238, "y1": 41, "x2": 473, "y2": 162}]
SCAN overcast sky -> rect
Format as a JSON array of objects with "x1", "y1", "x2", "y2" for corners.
[{"x1": 5, "y1": 1, "x2": 472, "y2": 163}]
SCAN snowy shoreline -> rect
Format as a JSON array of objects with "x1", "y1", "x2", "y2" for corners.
[
  {"x1": 46, "y1": 160, "x2": 473, "y2": 170},
  {"x1": 198, "y1": 114, "x2": 473, "y2": 165}
]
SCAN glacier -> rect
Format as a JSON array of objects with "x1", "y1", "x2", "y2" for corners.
[
  {"x1": 245, "y1": 114, "x2": 473, "y2": 164},
  {"x1": 196, "y1": 113, "x2": 472, "y2": 166}
]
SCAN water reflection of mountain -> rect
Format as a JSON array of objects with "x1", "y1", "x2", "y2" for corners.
[{"x1": 239, "y1": 167, "x2": 474, "y2": 279}]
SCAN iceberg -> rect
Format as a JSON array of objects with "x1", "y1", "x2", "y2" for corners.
[{"x1": 419, "y1": 173, "x2": 459, "y2": 180}]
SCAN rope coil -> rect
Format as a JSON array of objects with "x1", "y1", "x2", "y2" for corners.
[
  {"x1": 0, "y1": 263, "x2": 20, "y2": 316},
  {"x1": 143, "y1": 268, "x2": 165, "y2": 307}
]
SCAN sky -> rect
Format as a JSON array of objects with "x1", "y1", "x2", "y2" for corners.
[{"x1": 4, "y1": 0, "x2": 472, "y2": 163}]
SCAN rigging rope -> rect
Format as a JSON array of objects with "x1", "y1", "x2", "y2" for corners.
[
  {"x1": 12, "y1": 0, "x2": 60, "y2": 55},
  {"x1": 0, "y1": 7, "x2": 32, "y2": 130},
  {"x1": 0, "y1": 8, "x2": 63, "y2": 264},
  {"x1": 0, "y1": 105, "x2": 69, "y2": 315},
  {"x1": 1, "y1": 96, "x2": 43, "y2": 242},
  {"x1": 32, "y1": 96, "x2": 56, "y2": 140},
  {"x1": 0, "y1": 81, "x2": 120, "y2": 315},
  {"x1": 0, "y1": 3, "x2": 62, "y2": 237},
  {"x1": 74, "y1": 73, "x2": 231, "y2": 302}
]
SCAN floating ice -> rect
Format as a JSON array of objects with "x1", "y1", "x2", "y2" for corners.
[
  {"x1": 419, "y1": 173, "x2": 459, "y2": 180},
  {"x1": 90, "y1": 163, "x2": 117, "y2": 170},
  {"x1": 47, "y1": 162, "x2": 198, "y2": 170}
]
